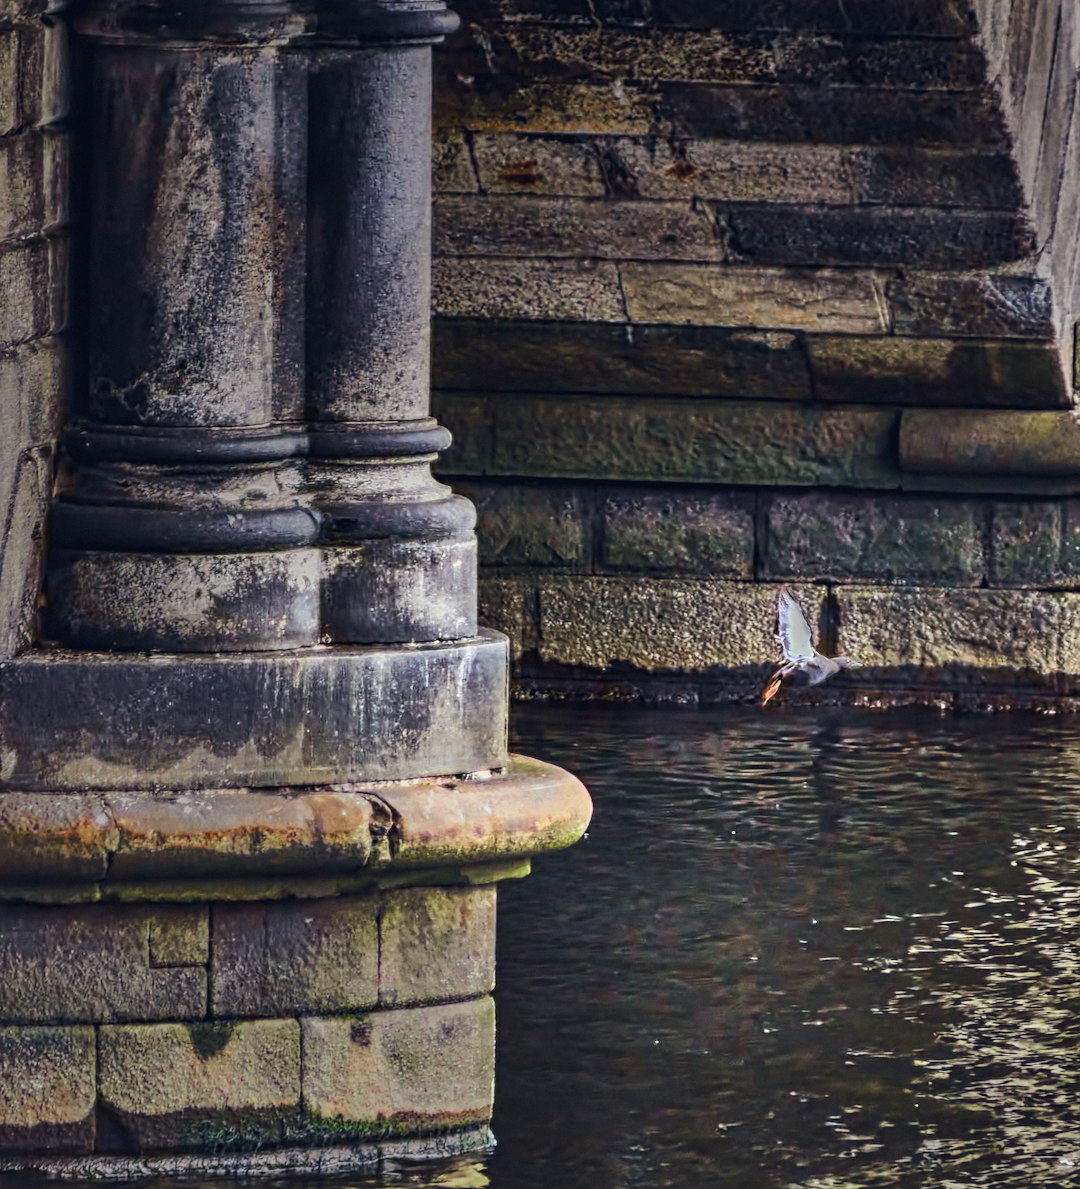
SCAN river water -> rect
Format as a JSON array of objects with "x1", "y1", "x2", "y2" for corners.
[
  {"x1": 449, "y1": 704, "x2": 1080, "y2": 1189},
  {"x1": 21, "y1": 703, "x2": 1080, "y2": 1188}
]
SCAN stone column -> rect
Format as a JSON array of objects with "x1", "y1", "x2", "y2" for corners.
[
  {"x1": 305, "y1": 6, "x2": 475, "y2": 645},
  {"x1": 0, "y1": 0, "x2": 591, "y2": 1174}
]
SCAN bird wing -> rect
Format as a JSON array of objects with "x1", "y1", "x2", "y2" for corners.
[{"x1": 777, "y1": 588, "x2": 817, "y2": 662}]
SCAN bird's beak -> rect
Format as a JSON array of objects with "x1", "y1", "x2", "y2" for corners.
[{"x1": 761, "y1": 675, "x2": 782, "y2": 707}]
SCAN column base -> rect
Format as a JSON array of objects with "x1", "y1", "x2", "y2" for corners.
[
  {"x1": 0, "y1": 631, "x2": 508, "y2": 791},
  {"x1": 0, "y1": 757, "x2": 591, "y2": 1178}
]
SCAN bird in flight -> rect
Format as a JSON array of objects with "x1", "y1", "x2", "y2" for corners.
[{"x1": 761, "y1": 587, "x2": 861, "y2": 706}]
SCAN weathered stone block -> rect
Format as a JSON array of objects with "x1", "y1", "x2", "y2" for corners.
[
  {"x1": 835, "y1": 586, "x2": 1066, "y2": 671},
  {"x1": 659, "y1": 82, "x2": 1002, "y2": 147},
  {"x1": 451, "y1": 0, "x2": 975, "y2": 33},
  {"x1": 0, "y1": 793, "x2": 115, "y2": 881},
  {"x1": 98, "y1": 1020, "x2": 301, "y2": 1152},
  {"x1": 810, "y1": 337, "x2": 1069, "y2": 408},
  {"x1": 0, "y1": 337, "x2": 67, "y2": 474},
  {"x1": 990, "y1": 502, "x2": 1061, "y2": 586},
  {"x1": 432, "y1": 130, "x2": 478, "y2": 192},
  {"x1": 211, "y1": 897, "x2": 378, "y2": 1018},
  {"x1": 42, "y1": 131, "x2": 70, "y2": 229},
  {"x1": 1055, "y1": 596, "x2": 1080, "y2": 674},
  {"x1": 46, "y1": 547, "x2": 323, "y2": 653},
  {"x1": 484, "y1": 396, "x2": 899, "y2": 488},
  {"x1": 538, "y1": 577, "x2": 825, "y2": 671},
  {"x1": 301, "y1": 999, "x2": 495, "y2": 1135},
  {"x1": 646, "y1": 0, "x2": 976, "y2": 34},
  {"x1": 433, "y1": 393, "x2": 492, "y2": 475},
  {"x1": 620, "y1": 263, "x2": 886, "y2": 333},
  {"x1": 477, "y1": 576, "x2": 535, "y2": 659},
  {"x1": 764, "y1": 493, "x2": 985, "y2": 585},
  {"x1": 0, "y1": 634, "x2": 509, "y2": 792},
  {"x1": 39, "y1": 18, "x2": 69, "y2": 126},
  {"x1": 839, "y1": 36, "x2": 985, "y2": 90},
  {"x1": 455, "y1": 24, "x2": 984, "y2": 89},
  {"x1": 433, "y1": 318, "x2": 812, "y2": 400},
  {"x1": 887, "y1": 274, "x2": 1055, "y2": 340},
  {"x1": 858, "y1": 148, "x2": 1020, "y2": 210},
  {"x1": 0, "y1": 240, "x2": 50, "y2": 347},
  {"x1": 379, "y1": 887, "x2": 496, "y2": 1007},
  {"x1": 454, "y1": 23, "x2": 786, "y2": 86},
  {"x1": 0, "y1": 903, "x2": 206, "y2": 1023},
  {"x1": 601, "y1": 490, "x2": 754, "y2": 577},
  {"x1": 0, "y1": 451, "x2": 48, "y2": 659},
  {"x1": 433, "y1": 257, "x2": 625, "y2": 322},
  {"x1": 149, "y1": 907, "x2": 209, "y2": 968},
  {"x1": 434, "y1": 194, "x2": 718, "y2": 261},
  {"x1": 900, "y1": 410, "x2": 1080, "y2": 478},
  {"x1": 454, "y1": 481, "x2": 588, "y2": 566},
  {"x1": 616, "y1": 138, "x2": 856, "y2": 204},
  {"x1": 434, "y1": 75, "x2": 657, "y2": 136},
  {"x1": 723, "y1": 206, "x2": 1030, "y2": 269},
  {"x1": 0, "y1": 132, "x2": 43, "y2": 242},
  {"x1": 0, "y1": 1026, "x2": 95, "y2": 1154},
  {"x1": 990, "y1": 500, "x2": 1080, "y2": 588},
  {"x1": 470, "y1": 133, "x2": 604, "y2": 196},
  {"x1": 0, "y1": 30, "x2": 19, "y2": 135}
]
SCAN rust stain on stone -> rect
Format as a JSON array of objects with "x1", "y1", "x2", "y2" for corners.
[
  {"x1": 666, "y1": 160, "x2": 697, "y2": 179},
  {"x1": 497, "y1": 159, "x2": 541, "y2": 186}
]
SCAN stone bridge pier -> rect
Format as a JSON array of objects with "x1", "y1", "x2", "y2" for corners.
[{"x1": 0, "y1": 0, "x2": 590, "y2": 1174}]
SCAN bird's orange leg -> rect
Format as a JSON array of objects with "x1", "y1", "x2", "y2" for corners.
[{"x1": 761, "y1": 673, "x2": 783, "y2": 707}]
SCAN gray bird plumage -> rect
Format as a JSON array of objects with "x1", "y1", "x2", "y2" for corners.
[{"x1": 762, "y1": 587, "x2": 860, "y2": 704}]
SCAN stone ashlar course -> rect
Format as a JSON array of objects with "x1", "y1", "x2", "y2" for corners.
[
  {"x1": 764, "y1": 493, "x2": 986, "y2": 586},
  {"x1": 537, "y1": 577, "x2": 826, "y2": 673},
  {"x1": 601, "y1": 489, "x2": 755, "y2": 577},
  {"x1": 0, "y1": 1026, "x2": 96, "y2": 1154},
  {"x1": 438, "y1": 394, "x2": 900, "y2": 490},
  {"x1": 433, "y1": 319, "x2": 812, "y2": 400},
  {"x1": 97, "y1": 1020, "x2": 302, "y2": 1152},
  {"x1": 434, "y1": 196, "x2": 1030, "y2": 270},
  {"x1": 211, "y1": 897, "x2": 380, "y2": 1019},
  {"x1": 300, "y1": 999, "x2": 495, "y2": 1137},
  {"x1": 0, "y1": 903, "x2": 207, "y2": 1025}
]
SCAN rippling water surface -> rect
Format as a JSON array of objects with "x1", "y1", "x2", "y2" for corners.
[
  {"x1": 473, "y1": 705, "x2": 1080, "y2": 1189},
  {"x1": 31, "y1": 704, "x2": 1080, "y2": 1189}
]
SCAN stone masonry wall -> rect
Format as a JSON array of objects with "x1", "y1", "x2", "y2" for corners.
[
  {"x1": 0, "y1": 882, "x2": 497, "y2": 1170},
  {"x1": 973, "y1": 0, "x2": 1080, "y2": 352},
  {"x1": 0, "y1": 0, "x2": 68, "y2": 658},
  {"x1": 431, "y1": 0, "x2": 1080, "y2": 703}
]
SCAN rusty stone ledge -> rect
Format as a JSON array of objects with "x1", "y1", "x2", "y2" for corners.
[{"x1": 0, "y1": 757, "x2": 592, "y2": 897}]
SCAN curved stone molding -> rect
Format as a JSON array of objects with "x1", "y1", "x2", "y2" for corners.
[{"x1": 0, "y1": 756, "x2": 591, "y2": 889}]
